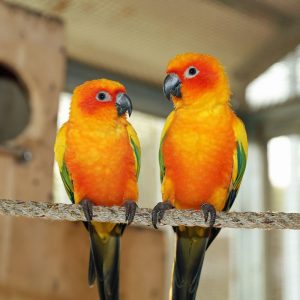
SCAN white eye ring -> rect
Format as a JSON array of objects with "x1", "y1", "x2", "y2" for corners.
[
  {"x1": 184, "y1": 66, "x2": 199, "y2": 79},
  {"x1": 96, "y1": 91, "x2": 112, "y2": 102}
]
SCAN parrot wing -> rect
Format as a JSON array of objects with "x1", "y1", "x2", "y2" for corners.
[
  {"x1": 54, "y1": 123, "x2": 75, "y2": 203},
  {"x1": 159, "y1": 111, "x2": 175, "y2": 182},
  {"x1": 225, "y1": 117, "x2": 248, "y2": 211},
  {"x1": 207, "y1": 117, "x2": 248, "y2": 249},
  {"x1": 126, "y1": 122, "x2": 141, "y2": 179}
]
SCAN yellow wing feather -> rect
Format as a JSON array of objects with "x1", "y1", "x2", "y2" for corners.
[
  {"x1": 54, "y1": 122, "x2": 75, "y2": 203},
  {"x1": 159, "y1": 111, "x2": 175, "y2": 182},
  {"x1": 54, "y1": 123, "x2": 68, "y2": 170},
  {"x1": 161, "y1": 111, "x2": 175, "y2": 142}
]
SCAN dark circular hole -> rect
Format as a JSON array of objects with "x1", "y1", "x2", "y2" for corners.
[{"x1": 0, "y1": 64, "x2": 30, "y2": 142}]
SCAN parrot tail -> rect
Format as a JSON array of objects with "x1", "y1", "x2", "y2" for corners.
[
  {"x1": 89, "y1": 223, "x2": 125, "y2": 300},
  {"x1": 170, "y1": 226, "x2": 210, "y2": 300}
]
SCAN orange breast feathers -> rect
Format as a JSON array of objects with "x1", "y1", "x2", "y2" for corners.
[
  {"x1": 162, "y1": 106, "x2": 236, "y2": 210},
  {"x1": 64, "y1": 115, "x2": 138, "y2": 206}
]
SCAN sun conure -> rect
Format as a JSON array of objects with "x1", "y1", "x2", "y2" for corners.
[
  {"x1": 152, "y1": 53, "x2": 248, "y2": 300},
  {"x1": 54, "y1": 79, "x2": 141, "y2": 300}
]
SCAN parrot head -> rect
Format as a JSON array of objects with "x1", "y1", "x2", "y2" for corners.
[
  {"x1": 163, "y1": 53, "x2": 231, "y2": 107},
  {"x1": 70, "y1": 79, "x2": 132, "y2": 118}
]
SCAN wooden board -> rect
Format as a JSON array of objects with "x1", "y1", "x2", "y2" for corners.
[{"x1": 0, "y1": 2, "x2": 67, "y2": 299}]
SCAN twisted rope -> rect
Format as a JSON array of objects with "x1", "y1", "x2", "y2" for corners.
[{"x1": 0, "y1": 199, "x2": 299, "y2": 229}]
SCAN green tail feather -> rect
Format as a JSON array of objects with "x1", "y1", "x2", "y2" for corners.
[
  {"x1": 89, "y1": 225, "x2": 121, "y2": 300},
  {"x1": 171, "y1": 227, "x2": 210, "y2": 300},
  {"x1": 88, "y1": 247, "x2": 96, "y2": 286}
]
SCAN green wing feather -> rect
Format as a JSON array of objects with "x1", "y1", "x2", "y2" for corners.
[
  {"x1": 224, "y1": 141, "x2": 247, "y2": 210},
  {"x1": 130, "y1": 136, "x2": 141, "y2": 178},
  {"x1": 234, "y1": 141, "x2": 247, "y2": 188},
  {"x1": 224, "y1": 118, "x2": 248, "y2": 211},
  {"x1": 126, "y1": 122, "x2": 141, "y2": 179},
  {"x1": 60, "y1": 161, "x2": 74, "y2": 203}
]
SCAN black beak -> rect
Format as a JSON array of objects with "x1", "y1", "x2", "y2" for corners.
[
  {"x1": 163, "y1": 73, "x2": 182, "y2": 101},
  {"x1": 116, "y1": 93, "x2": 132, "y2": 117}
]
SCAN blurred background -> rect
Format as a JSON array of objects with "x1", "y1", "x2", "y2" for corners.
[{"x1": 0, "y1": 0, "x2": 299, "y2": 299}]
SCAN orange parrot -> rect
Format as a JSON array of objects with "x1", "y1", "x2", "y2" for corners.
[
  {"x1": 54, "y1": 79, "x2": 141, "y2": 300},
  {"x1": 152, "y1": 53, "x2": 248, "y2": 299}
]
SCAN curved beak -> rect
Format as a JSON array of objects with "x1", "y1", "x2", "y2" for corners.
[
  {"x1": 163, "y1": 73, "x2": 182, "y2": 101},
  {"x1": 116, "y1": 93, "x2": 132, "y2": 117}
]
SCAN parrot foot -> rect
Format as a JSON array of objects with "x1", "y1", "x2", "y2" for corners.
[
  {"x1": 124, "y1": 200, "x2": 138, "y2": 225},
  {"x1": 151, "y1": 201, "x2": 174, "y2": 229},
  {"x1": 200, "y1": 203, "x2": 216, "y2": 227},
  {"x1": 80, "y1": 199, "x2": 94, "y2": 232}
]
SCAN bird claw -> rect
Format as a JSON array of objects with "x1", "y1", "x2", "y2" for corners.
[
  {"x1": 151, "y1": 201, "x2": 173, "y2": 229},
  {"x1": 124, "y1": 200, "x2": 138, "y2": 225},
  {"x1": 200, "y1": 203, "x2": 216, "y2": 227}
]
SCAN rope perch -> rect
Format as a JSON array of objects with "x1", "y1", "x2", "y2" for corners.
[{"x1": 0, "y1": 199, "x2": 299, "y2": 230}]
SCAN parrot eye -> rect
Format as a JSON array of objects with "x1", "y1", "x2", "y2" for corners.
[
  {"x1": 184, "y1": 66, "x2": 199, "y2": 79},
  {"x1": 96, "y1": 91, "x2": 112, "y2": 102}
]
